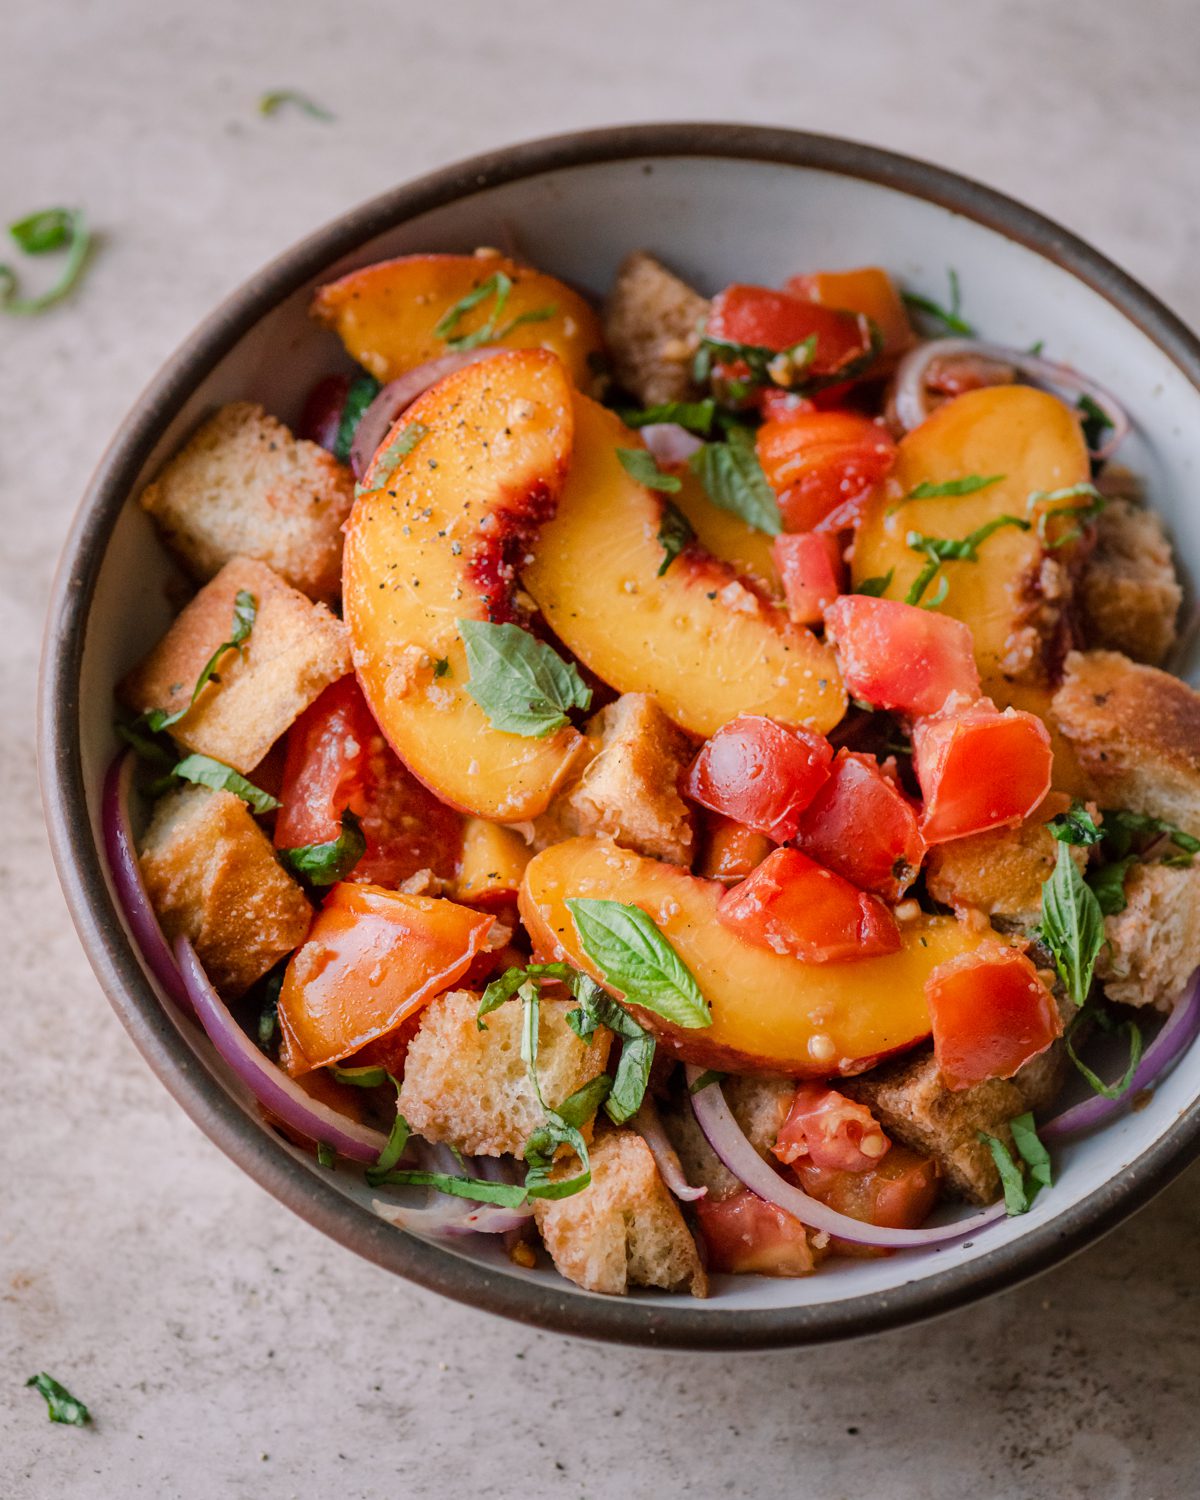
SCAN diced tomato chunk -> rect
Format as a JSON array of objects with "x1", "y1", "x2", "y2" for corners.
[
  {"x1": 757, "y1": 390, "x2": 817, "y2": 424},
  {"x1": 787, "y1": 267, "x2": 915, "y2": 364},
  {"x1": 824, "y1": 595, "x2": 982, "y2": 717},
  {"x1": 913, "y1": 702, "x2": 1053, "y2": 844},
  {"x1": 707, "y1": 284, "x2": 874, "y2": 380},
  {"x1": 757, "y1": 410, "x2": 896, "y2": 532},
  {"x1": 773, "y1": 531, "x2": 844, "y2": 624},
  {"x1": 695, "y1": 1189, "x2": 815, "y2": 1277},
  {"x1": 793, "y1": 1145, "x2": 940, "y2": 1232},
  {"x1": 696, "y1": 813, "x2": 773, "y2": 886},
  {"x1": 718, "y1": 847, "x2": 901, "y2": 964},
  {"x1": 685, "y1": 715, "x2": 832, "y2": 844},
  {"x1": 926, "y1": 942, "x2": 1062, "y2": 1090},
  {"x1": 773, "y1": 1083, "x2": 891, "y2": 1172},
  {"x1": 794, "y1": 749, "x2": 925, "y2": 900},
  {"x1": 275, "y1": 676, "x2": 462, "y2": 886}
]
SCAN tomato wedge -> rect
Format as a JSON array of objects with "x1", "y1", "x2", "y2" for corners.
[
  {"x1": 925, "y1": 941, "x2": 1062, "y2": 1090},
  {"x1": 824, "y1": 595, "x2": 982, "y2": 718},
  {"x1": 695, "y1": 1190, "x2": 815, "y2": 1277},
  {"x1": 755, "y1": 410, "x2": 896, "y2": 533},
  {"x1": 707, "y1": 284, "x2": 875, "y2": 380},
  {"x1": 794, "y1": 749, "x2": 925, "y2": 900},
  {"x1": 773, "y1": 532, "x2": 844, "y2": 624},
  {"x1": 792, "y1": 1146, "x2": 940, "y2": 1233},
  {"x1": 718, "y1": 847, "x2": 901, "y2": 964},
  {"x1": 913, "y1": 702, "x2": 1053, "y2": 844},
  {"x1": 685, "y1": 716, "x2": 833, "y2": 844},
  {"x1": 772, "y1": 1083, "x2": 891, "y2": 1172}
]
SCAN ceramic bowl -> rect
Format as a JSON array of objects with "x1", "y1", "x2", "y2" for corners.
[{"x1": 39, "y1": 124, "x2": 1200, "y2": 1349}]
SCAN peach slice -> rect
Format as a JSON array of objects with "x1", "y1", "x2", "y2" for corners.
[
  {"x1": 342, "y1": 349, "x2": 586, "y2": 821},
  {"x1": 670, "y1": 468, "x2": 782, "y2": 593},
  {"x1": 313, "y1": 253, "x2": 605, "y2": 389},
  {"x1": 520, "y1": 837, "x2": 981, "y2": 1076},
  {"x1": 522, "y1": 397, "x2": 846, "y2": 737},
  {"x1": 456, "y1": 817, "x2": 532, "y2": 907}
]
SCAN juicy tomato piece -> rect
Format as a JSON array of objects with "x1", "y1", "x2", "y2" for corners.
[
  {"x1": 757, "y1": 390, "x2": 817, "y2": 424},
  {"x1": 684, "y1": 715, "x2": 833, "y2": 844},
  {"x1": 773, "y1": 532, "x2": 844, "y2": 625},
  {"x1": 787, "y1": 267, "x2": 914, "y2": 364},
  {"x1": 718, "y1": 847, "x2": 901, "y2": 964},
  {"x1": 696, "y1": 1189, "x2": 815, "y2": 1277},
  {"x1": 696, "y1": 813, "x2": 773, "y2": 886},
  {"x1": 925, "y1": 941, "x2": 1062, "y2": 1090},
  {"x1": 913, "y1": 702, "x2": 1053, "y2": 845},
  {"x1": 773, "y1": 1083, "x2": 891, "y2": 1172},
  {"x1": 793, "y1": 1145, "x2": 940, "y2": 1232},
  {"x1": 707, "y1": 284, "x2": 874, "y2": 380},
  {"x1": 794, "y1": 749, "x2": 925, "y2": 900},
  {"x1": 275, "y1": 676, "x2": 462, "y2": 887},
  {"x1": 756, "y1": 410, "x2": 896, "y2": 532},
  {"x1": 824, "y1": 595, "x2": 982, "y2": 717},
  {"x1": 278, "y1": 883, "x2": 493, "y2": 1074}
]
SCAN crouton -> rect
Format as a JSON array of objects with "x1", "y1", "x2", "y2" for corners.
[
  {"x1": 604, "y1": 251, "x2": 710, "y2": 406},
  {"x1": 533, "y1": 1130, "x2": 707, "y2": 1296},
  {"x1": 120, "y1": 557, "x2": 351, "y2": 774},
  {"x1": 397, "y1": 990, "x2": 611, "y2": 1157},
  {"x1": 1051, "y1": 651, "x2": 1200, "y2": 831},
  {"x1": 140, "y1": 786, "x2": 312, "y2": 997},
  {"x1": 140, "y1": 402, "x2": 356, "y2": 605},
  {"x1": 532, "y1": 694, "x2": 696, "y2": 864},
  {"x1": 924, "y1": 809, "x2": 1088, "y2": 928},
  {"x1": 661, "y1": 1075, "x2": 795, "y2": 1202},
  {"x1": 1080, "y1": 498, "x2": 1181, "y2": 666},
  {"x1": 1097, "y1": 861, "x2": 1200, "y2": 1010}
]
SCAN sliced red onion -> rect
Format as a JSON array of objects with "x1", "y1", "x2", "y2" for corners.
[
  {"x1": 103, "y1": 750, "x2": 192, "y2": 1014},
  {"x1": 176, "y1": 936, "x2": 391, "y2": 1163},
  {"x1": 686, "y1": 1066, "x2": 1008, "y2": 1248},
  {"x1": 371, "y1": 1141, "x2": 534, "y2": 1236},
  {"x1": 641, "y1": 422, "x2": 704, "y2": 467},
  {"x1": 892, "y1": 338, "x2": 1130, "y2": 459},
  {"x1": 349, "y1": 349, "x2": 504, "y2": 478},
  {"x1": 632, "y1": 1096, "x2": 707, "y2": 1201},
  {"x1": 1042, "y1": 971, "x2": 1200, "y2": 1141}
]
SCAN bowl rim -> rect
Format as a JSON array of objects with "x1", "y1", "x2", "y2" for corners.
[{"x1": 38, "y1": 122, "x2": 1200, "y2": 1351}]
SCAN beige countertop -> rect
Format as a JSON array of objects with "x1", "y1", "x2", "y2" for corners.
[{"x1": 4, "y1": 1, "x2": 1199, "y2": 1495}]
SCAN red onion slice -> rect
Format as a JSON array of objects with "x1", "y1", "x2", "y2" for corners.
[
  {"x1": 1042, "y1": 971, "x2": 1200, "y2": 1141},
  {"x1": 632, "y1": 1096, "x2": 707, "y2": 1201},
  {"x1": 371, "y1": 1142, "x2": 534, "y2": 1236},
  {"x1": 641, "y1": 422, "x2": 704, "y2": 467},
  {"x1": 177, "y1": 936, "x2": 391, "y2": 1163},
  {"x1": 349, "y1": 349, "x2": 504, "y2": 478},
  {"x1": 686, "y1": 1066, "x2": 1008, "y2": 1248},
  {"x1": 892, "y1": 338, "x2": 1130, "y2": 459},
  {"x1": 102, "y1": 750, "x2": 193, "y2": 1014}
]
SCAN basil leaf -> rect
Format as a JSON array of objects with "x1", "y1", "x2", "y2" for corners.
[
  {"x1": 433, "y1": 272, "x2": 554, "y2": 353},
  {"x1": 688, "y1": 1068, "x2": 727, "y2": 1094},
  {"x1": 477, "y1": 961, "x2": 574, "y2": 1029},
  {"x1": 316, "y1": 1141, "x2": 336, "y2": 1168},
  {"x1": 1101, "y1": 808, "x2": 1200, "y2": 860},
  {"x1": 368, "y1": 420, "x2": 428, "y2": 490},
  {"x1": 1077, "y1": 394, "x2": 1114, "y2": 450},
  {"x1": 854, "y1": 570, "x2": 894, "y2": 598},
  {"x1": 1009, "y1": 1112, "x2": 1052, "y2": 1202},
  {"x1": 904, "y1": 515, "x2": 1030, "y2": 606},
  {"x1": 333, "y1": 374, "x2": 382, "y2": 464},
  {"x1": 368, "y1": 1167, "x2": 528, "y2": 1205},
  {"x1": 566, "y1": 897, "x2": 711, "y2": 1029},
  {"x1": 25, "y1": 1373, "x2": 90, "y2": 1426},
  {"x1": 1027, "y1": 483, "x2": 1105, "y2": 549},
  {"x1": 688, "y1": 424, "x2": 782, "y2": 536},
  {"x1": 901, "y1": 269, "x2": 974, "y2": 336},
  {"x1": 519, "y1": 981, "x2": 594, "y2": 1201},
  {"x1": 116, "y1": 719, "x2": 176, "y2": 767},
  {"x1": 698, "y1": 332, "x2": 819, "y2": 389},
  {"x1": 171, "y1": 754, "x2": 280, "y2": 814},
  {"x1": 1066, "y1": 1013, "x2": 1142, "y2": 1100},
  {"x1": 657, "y1": 499, "x2": 696, "y2": 576},
  {"x1": 1, "y1": 207, "x2": 91, "y2": 316},
  {"x1": 899, "y1": 473, "x2": 1005, "y2": 506},
  {"x1": 555, "y1": 1073, "x2": 613, "y2": 1130},
  {"x1": 259, "y1": 89, "x2": 334, "y2": 120},
  {"x1": 619, "y1": 399, "x2": 718, "y2": 435},
  {"x1": 459, "y1": 618, "x2": 591, "y2": 737},
  {"x1": 1088, "y1": 855, "x2": 1136, "y2": 917},
  {"x1": 618, "y1": 446, "x2": 683, "y2": 493},
  {"x1": 278, "y1": 808, "x2": 366, "y2": 886},
  {"x1": 144, "y1": 589, "x2": 257, "y2": 733},
  {"x1": 1039, "y1": 843, "x2": 1105, "y2": 1008},
  {"x1": 978, "y1": 1132, "x2": 1029, "y2": 1215},
  {"x1": 566, "y1": 976, "x2": 656, "y2": 1125},
  {"x1": 10, "y1": 208, "x2": 73, "y2": 254},
  {"x1": 1048, "y1": 801, "x2": 1104, "y2": 847}
]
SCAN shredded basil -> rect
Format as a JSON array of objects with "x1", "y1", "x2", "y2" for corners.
[
  {"x1": 459, "y1": 618, "x2": 591, "y2": 737},
  {"x1": 619, "y1": 399, "x2": 718, "y2": 435},
  {"x1": 698, "y1": 331, "x2": 818, "y2": 389},
  {"x1": 332, "y1": 374, "x2": 381, "y2": 464},
  {"x1": 433, "y1": 271, "x2": 555, "y2": 352},
  {"x1": 1047, "y1": 801, "x2": 1104, "y2": 847},
  {"x1": 259, "y1": 89, "x2": 334, "y2": 121},
  {"x1": 1087, "y1": 855, "x2": 1137, "y2": 917},
  {"x1": 142, "y1": 590, "x2": 257, "y2": 733},
  {"x1": 688, "y1": 1068, "x2": 726, "y2": 1094},
  {"x1": 368, "y1": 1167, "x2": 528, "y2": 1205},
  {"x1": 1066, "y1": 1009, "x2": 1143, "y2": 1100},
  {"x1": 170, "y1": 754, "x2": 280, "y2": 814},
  {"x1": 854, "y1": 570, "x2": 894, "y2": 598},
  {"x1": 26, "y1": 1373, "x2": 91, "y2": 1426},
  {"x1": 278, "y1": 809, "x2": 366, "y2": 886},
  {"x1": 901, "y1": 268, "x2": 974, "y2": 336},
  {"x1": 566, "y1": 975, "x2": 656, "y2": 1125},
  {"x1": 1, "y1": 207, "x2": 91, "y2": 315},
  {"x1": 979, "y1": 1112, "x2": 1051, "y2": 1216},
  {"x1": 892, "y1": 473, "x2": 1005, "y2": 512},
  {"x1": 256, "y1": 969, "x2": 284, "y2": 1052},
  {"x1": 1038, "y1": 843, "x2": 1105, "y2": 1008},
  {"x1": 1101, "y1": 808, "x2": 1200, "y2": 861},
  {"x1": 688, "y1": 423, "x2": 782, "y2": 536},
  {"x1": 477, "y1": 961, "x2": 575, "y2": 1029},
  {"x1": 656, "y1": 500, "x2": 696, "y2": 576},
  {"x1": 617, "y1": 446, "x2": 683, "y2": 493},
  {"x1": 904, "y1": 514, "x2": 1030, "y2": 606},
  {"x1": 316, "y1": 1141, "x2": 336, "y2": 1169},
  {"x1": 1027, "y1": 483, "x2": 1105, "y2": 549},
  {"x1": 367, "y1": 420, "x2": 428, "y2": 490},
  {"x1": 566, "y1": 897, "x2": 711, "y2": 1029},
  {"x1": 10, "y1": 208, "x2": 73, "y2": 254},
  {"x1": 1077, "y1": 394, "x2": 1114, "y2": 451}
]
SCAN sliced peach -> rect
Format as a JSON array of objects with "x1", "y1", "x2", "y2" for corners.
[
  {"x1": 522, "y1": 397, "x2": 845, "y2": 737},
  {"x1": 313, "y1": 253, "x2": 604, "y2": 389},
  {"x1": 456, "y1": 817, "x2": 532, "y2": 907},
  {"x1": 670, "y1": 468, "x2": 782, "y2": 593},
  {"x1": 519, "y1": 837, "x2": 981, "y2": 1076},
  {"x1": 342, "y1": 349, "x2": 586, "y2": 821}
]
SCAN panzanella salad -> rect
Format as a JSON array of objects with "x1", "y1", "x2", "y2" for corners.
[{"x1": 107, "y1": 247, "x2": 1200, "y2": 1297}]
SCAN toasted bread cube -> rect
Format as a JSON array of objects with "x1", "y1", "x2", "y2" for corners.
[
  {"x1": 661, "y1": 1074, "x2": 795, "y2": 1203},
  {"x1": 140, "y1": 402, "x2": 356, "y2": 606},
  {"x1": 1051, "y1": 651, "x2": 1200, "y2": 831},
  {"x1": 925, "y1": 814, "x2": 1088, "y2": 928},
  {"x1": 397, "y1": 990, "x2": 611, "y2": 1157},
  {"x1": 1097, "y1": 862, "x2": 1200, "y2": 1010},
  {"x1": 533, "y1": 1130, "x2": 707, "y2": 1296},
  {"x1": 121, "y1": 557, "x2": 351, "y2": 774},
  {"x1": 604, "y1": 251, "x2": 709, "y2": 406},
  {"x1": 1080, "y1": 499, "x2": 1181, "y2": 666},
  {"x1": 140, "y1": 786, "x2": 312, "y2": 997}
]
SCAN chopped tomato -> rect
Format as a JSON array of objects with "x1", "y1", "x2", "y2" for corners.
[
  {"x1": 925, "y1": 941, "x2": 1062, "y2": 1090},
  {"x1": 696, "y1": 1190, "x2": 815, "y2": 1277},
  {"x1": 696, "y1": 813, "x2": 773, "y2": 886},
  {"x1": 773, "y1": 1083, "x2": 891, "y2": 1172},
  {"x1": 773, "y1": 532, "x2": 844, "y2": 624},
  {"x1": 794, "y1": 749, "x2": 925, "y2": 900},
  {"x1": 707, "y1": 284, "x2": 875, "y2": 381},
  {"x1": 913, "y1": 702, "x2": 1053, "y2": 844},
  {"x1": 718, "y1": 847, "x2": 901, "y2": 964},
  {"x1": 275, "y1": 676, "x2": 462, "y2": 886},
  {"x1": 685, "y1": 716, "x2": 832, "y2": 844},
  {"x1": 756, "y1": 410, "x2": 896, "y2": 532},
  {"x1": 757, "y1": 390, "x2": 817, "y2": 424},
  {"x1": 788, "y1": 267, "x2": 914, "y2": 365},
  {"x1": 793, "y1": 1145, "x2": 940, "y2": 1233},
  {"x1": 824, "y1": 595, "x2": 982, "y2": 717},
  {"x1": 277, "y1": 883, "x2": 493, "y2": 1074}
]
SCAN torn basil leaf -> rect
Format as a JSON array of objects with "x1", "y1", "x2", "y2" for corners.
[
  {"x1": 459, "y1": 618, "x2": 591, "y2": 737},
  {"x1": 259, "y1": 89, "x2": 334, "y2": 121},
  {"x1": 1047, "y1": 802, "x2": 1103, "y2": 847},
  {"x1": 657, "y1": 499, "x2": 696, "y2": 576},
  {"x1": 854, "y1": 570, "x2": 894, "y2": 598},
  {"x1": 617, "y1": 446, "x2": 683, "y2": 493},
  {"x1": 566, "y1": 976, "x2": 656, "y2": 1125},
  {"x1": 278, "y1": 809, "x2": 366, "y2": 886},
  {"x1": 619, "y1": 399, "x2": 718, "y2": 435},
  {"x1": 1038, "y1": 843, "x2": 1105, "y2": 1008},
  {"x1": 566, "y1": 898, "x2": 711, "y2": 1029},
  {"x1": 901, "y1": 269, "x2": 974, "y2": 336},
  {"x1": 688, "y1": 424, "x2": 782, "y2": 536},
  {"x1": 171, "y1": 754, "x2": 280, "y2": 814},
  {"x1": 25, "y1": 1373, "x2": 90, "y2": 1426},
  {"x1": 369, "y1": 421, "x2": 429, "y2": 489}
]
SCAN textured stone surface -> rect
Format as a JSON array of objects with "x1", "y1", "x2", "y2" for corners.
[{"x1": 4, "y1": 1, "x2": 1200, "y2": 1495}]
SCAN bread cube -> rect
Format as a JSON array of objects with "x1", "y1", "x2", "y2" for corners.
[
  {"x1": 1098, "y1": 862, "x2": 1200, "y2": 1010},
  {"x1": 1080, "y1": 498, "x2": 1181, "y2": 666},
  {"x1": 604, "y1": 251, "x2": 709, "y2": 406}
]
